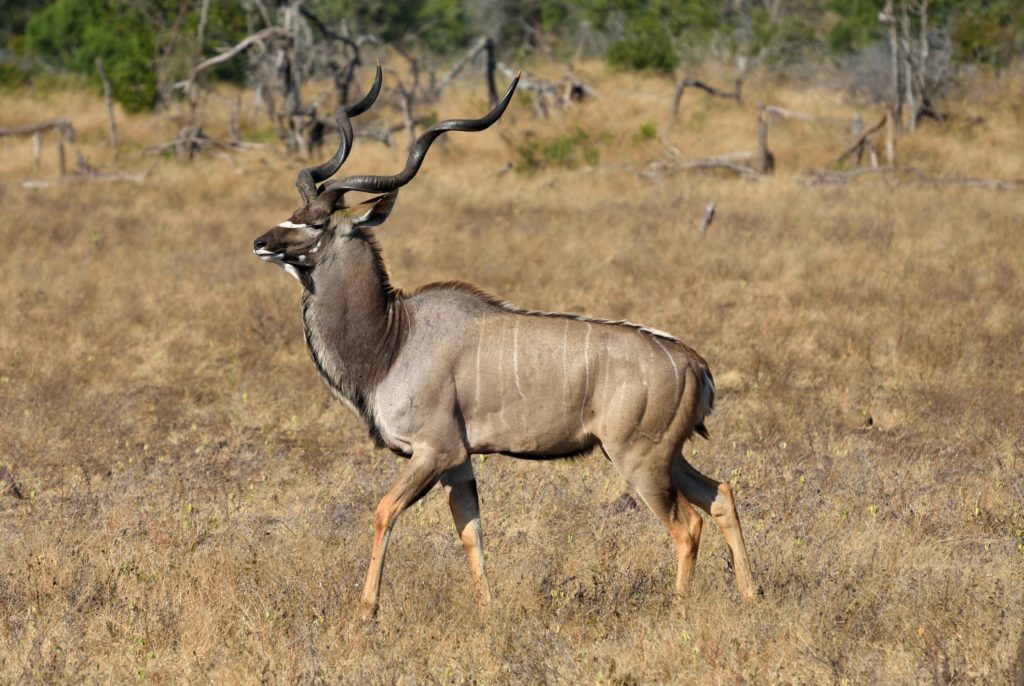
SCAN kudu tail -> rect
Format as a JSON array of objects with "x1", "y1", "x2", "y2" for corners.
[{"x1": 693, "y1": 366, "x2": 715, "y2": 440}]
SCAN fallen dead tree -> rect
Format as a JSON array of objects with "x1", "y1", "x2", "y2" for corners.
[
  {"x1": 643, "y1": 145, "x2": 765, "y2": 181},
  {"x1": 807, "y1": 165, "x2": 1024, "y2": 191},
  {"x1": 0, "y1": 118, "x2": 75, "y2": 174},
  {"x1": 20, "y1": 149, "x2": 146, "y2": 189},
  {"x1": 646, "y1": 104, "x2": 776, "y2": 181},
  {"x1": 21, "y1": 172, "x2": 147, "y2": 190},
  {"x1": 496, "y1": 62, "x2": 597, "y2": 118},
  {"x1": 145, "y1": 126, "x2": 264, "y2": 162},
  {"x1": 667, "y1": 69, "x2": 872, "y2": 136}
]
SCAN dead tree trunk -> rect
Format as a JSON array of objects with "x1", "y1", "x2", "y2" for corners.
[
  {"x1": 756, "y1": 109, "x2": 774, "y2": 174},
  {"x1": 94, "y1": 57, "x2": 119, "y2": 157},
  {"x1": 280, "y1": 3, "x2": 309, "y2": 157},
  {"x1": 900, "y1": 0, "x2": 916, "y2": 132},
  {"x1": 881, "y1": 0, "x2": 903, "y2": 131},
  {"x1": 389, "y1": 45, "x2": 426, "y2": 145},
  {"x1": 434, "y1": 35, "x2": 500, "y2": 107},
  {"x1": 484, "y1": 37, "x2": 498, "y2": 107},
  {"x1": 885, "y1": 107, "x2": 897, "y2": 165},
  {"x1": 919, "y1": 0, "x2": 929, "y2": 84},
  {"x1": 196, "y1": 0, "x2": 212, "y2": 60}
]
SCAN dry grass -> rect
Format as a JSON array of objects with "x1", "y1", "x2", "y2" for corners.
[{"x1": 1, "y1": 63, "x2": 1023, "y2": 683}]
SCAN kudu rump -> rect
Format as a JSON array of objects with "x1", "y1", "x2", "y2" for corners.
[{"x1": 254, "y1": 67, "x2": 757, "y2": 619}]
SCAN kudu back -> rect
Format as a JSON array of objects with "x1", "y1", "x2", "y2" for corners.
[{"x1": 254, "y1": 67, "x2": 757, "y2": 619}]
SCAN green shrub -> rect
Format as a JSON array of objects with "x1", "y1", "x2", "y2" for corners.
[
  {"x1": 608, "y1": 13, "x2": 678, "y2": 73},
  {"x1": 319, "y1": 0, "x2": 471, "y2": 54},
  {"x1": 514, "y1": 126, "x2": 606, "y2": 174},
  {"x1": 23, "y1": 0, "x2": 249, "y2": 111},
  {"x1": 950, "y1": 2, "x2": 1024, "y2": 67},
  {"x1": 632, "y1": 120, "x2": 658, "y2": 145},
  {"x1": 827, "y1": 0, "x2": 880, "y2": 55},
  {"x1": 26, "y1": 0, "x2": 156, "y2": 111}
]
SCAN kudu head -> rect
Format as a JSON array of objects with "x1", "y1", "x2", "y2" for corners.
[{"x1": 253, "y1": 65, "x2": 520, "y2": 283}]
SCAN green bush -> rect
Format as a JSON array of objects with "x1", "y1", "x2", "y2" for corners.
[
  {"x1": 827, "y1": 0, "x2": 880, "y2": 55},
  {"x1": 26, "y1": 0, "x2": 156, "y2": 111},
  {"x1": 632, "y1": 120, "x2": 657, "y2": 144},
  {"x1": 607, "y1": 13, "x2": 679, "y2": 73},
  {"x1": 317, "y1": 0, "x2": 471, "y2": 54},
  {"x1": 0, "y1": 63, "x2": 32, "y2": 89},
  {"x1": 514, "y1": 126, "x2": 607, "y2": 174},
  {"x1": 755, "y1": 12, "x2": 823, "y2": 66},
  {"x1": 950, "y1": 2, "x2": 1024, "y2": 67}
]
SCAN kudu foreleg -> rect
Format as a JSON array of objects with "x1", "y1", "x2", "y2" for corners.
[
  {"x1": 672, "y1": 456, "x2": 758, "y2": 600},
  {"x1": 440, "y1": 462, "x2": 492, "y2": 607},
  {"x1": 360, "y1": 449, "x2": 458, "y2": 620}
]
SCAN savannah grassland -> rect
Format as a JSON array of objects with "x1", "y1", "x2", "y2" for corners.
[{"x1": 1, "y1": 63, "x2": 1023, "y2": 684}]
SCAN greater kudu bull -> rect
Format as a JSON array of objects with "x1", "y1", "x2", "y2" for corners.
[{"x1": 253, "y1": 66, "x2": 757, "y2": 619}]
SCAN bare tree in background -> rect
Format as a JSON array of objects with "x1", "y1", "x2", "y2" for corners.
[{"x1": 879, "y1": 0, "x2": 947, "y2": 133}]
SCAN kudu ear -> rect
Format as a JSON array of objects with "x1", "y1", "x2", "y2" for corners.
[{"x1": 350, "y1": 191, "x2": 399, "y2": 229}]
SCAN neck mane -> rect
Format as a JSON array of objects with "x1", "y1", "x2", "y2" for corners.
[{"x1": 301, "y1": 231, "x2": 408, "y2": 445}]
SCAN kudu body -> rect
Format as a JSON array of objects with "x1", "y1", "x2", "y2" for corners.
[{"x1": 254, "y1": 68, "x2": 757, "y2": 619}]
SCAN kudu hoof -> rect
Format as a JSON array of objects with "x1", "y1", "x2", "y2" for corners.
[{"x1": 359, "y1": 600, "x2": 379, "y2": 622}]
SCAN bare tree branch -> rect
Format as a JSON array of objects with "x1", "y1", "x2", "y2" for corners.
[
  {"x1": 0, "y1": 119, "x2": 75, "y2": 138},
  {"x1": 178, "y1": 26, "x2": 291, "y2": 90},
  {"x1": 837, "y1": 114, "x2": 888, "y2": 165},
  {"x1": 670, "y1": 76, "x2": 743, "y2": 127}
]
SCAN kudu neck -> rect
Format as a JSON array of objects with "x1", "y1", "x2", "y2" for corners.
[
  {"x1": 309, "y1": 234, "x2": 397, "y2": 314},
  {"x1": 302, "y1": 234, "x2": 407, "y2": 399}
]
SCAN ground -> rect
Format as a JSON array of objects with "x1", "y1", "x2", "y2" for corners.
[{"x1": 1, "y1": 64, "x2": 1023, "y2": 683}]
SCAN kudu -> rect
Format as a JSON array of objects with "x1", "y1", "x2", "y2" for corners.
[{"x1": 254, "y1": 66, "x2": 757, "y2": 619}]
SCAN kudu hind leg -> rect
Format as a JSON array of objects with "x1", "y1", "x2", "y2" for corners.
[
  {"x1": 440, "y1": 462, "x2": 491, "y2": 607},
  {"x1": 623, "y1": 469, "x2": 703, "y2": 596},
  {"x1": 672, "y1": 456, "x2": 758, "y2": 599},
  {"x1": 361, "y1": 449, "x2": 456, "y2": 620}
]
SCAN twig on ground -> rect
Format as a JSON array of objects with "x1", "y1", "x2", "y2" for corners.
[
  {"x1": 0, "y1": 466, "x2": 25, "y2": 499},
  {"x1": 698, "y1": 200, "x2": 716, "y2": 238}
]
